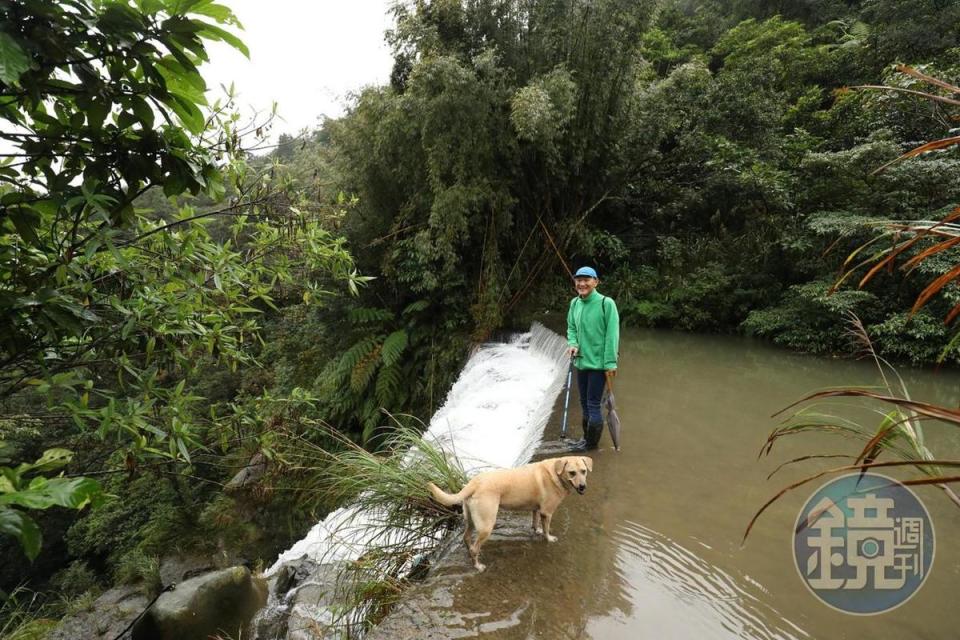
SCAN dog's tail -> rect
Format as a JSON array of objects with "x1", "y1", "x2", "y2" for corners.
[{"x1": 427, "y1": 481, "x2": 473, "y2": 507}]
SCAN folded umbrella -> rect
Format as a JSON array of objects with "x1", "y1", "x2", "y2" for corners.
[{"x1": 603, "y1": 386, "x2": 622, "y2": 451}]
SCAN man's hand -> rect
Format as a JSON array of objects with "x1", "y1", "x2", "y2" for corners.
[
  {"x1": 567, "y1": 346, "x2": 579, "y2": 358},
  {"x1": 605, "y1": 369, "x2": 617, "y2": 380}
]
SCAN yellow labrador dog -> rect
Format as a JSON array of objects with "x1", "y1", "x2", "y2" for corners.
[{"x1": 428, "y1": 456, "x2": 593, "y2": 572}]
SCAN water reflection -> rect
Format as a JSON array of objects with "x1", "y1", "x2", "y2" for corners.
[
  {"x1": 590, "y1": 520, "x2": 807, "y2": 639},
  {"x1": 374, "y1": 328, "x2": 960, "y2": 639}
]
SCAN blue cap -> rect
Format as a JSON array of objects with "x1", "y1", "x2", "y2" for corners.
[{"x1": 574, "y1": 266, "x2": 598, "y2": 278}]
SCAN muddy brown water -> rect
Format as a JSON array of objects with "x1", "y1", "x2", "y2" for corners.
[{"x1": 372, "y1": 328, "x2": 960, "y2": 639}]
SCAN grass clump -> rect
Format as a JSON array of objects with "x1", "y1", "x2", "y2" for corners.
[
  {"x1": 0, "y1": 587, "x2": 58, "y2": 640},
  {"x1": 273, "y1": 414, "x2": 468, "y2": 638},
  {"x1": 113, "y1": 549, "x2": 162, "y2": 596}
]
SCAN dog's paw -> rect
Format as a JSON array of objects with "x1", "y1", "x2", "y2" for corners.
[
  {"x1": 546, "y1": 534, "x2": 558, "y2": 543},
  {"x1": 475, "y1": 562, "x2": 486, "y2": 572},
  {"x1": 534, "y1": 527, "x2": 543, "y2": 535}
]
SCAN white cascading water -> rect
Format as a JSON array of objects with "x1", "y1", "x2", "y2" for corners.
[{"x1": 258, "y1": 323, "x2": 570, "y2": 635}]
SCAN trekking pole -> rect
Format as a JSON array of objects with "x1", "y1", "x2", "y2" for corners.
[{"x1": 560, "y1": 353, "x2": 575, "y2": 439}]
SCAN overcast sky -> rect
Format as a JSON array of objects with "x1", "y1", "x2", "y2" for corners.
[{"x1": 202, "y1": 1, "x2": 396, "y2": 139}]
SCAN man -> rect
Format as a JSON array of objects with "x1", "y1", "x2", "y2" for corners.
[{"x1": 566, "y1": 266, "x2": 619, "y2": 451}]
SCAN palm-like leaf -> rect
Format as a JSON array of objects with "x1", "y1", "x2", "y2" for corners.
[
  {"x1": 749, "y1": 313, "x2": 960, "y2": 543},
  {"x1": 744, "y1": 459, "x2": 960, "y2": 544}
]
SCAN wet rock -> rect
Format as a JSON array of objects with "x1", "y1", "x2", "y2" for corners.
[
  {"x1": 47, "y1": 585, "x2": 152, "y2": 640},
  {"x1": 225, "y1": 452, "x2": 268, "y2": 491},
  {"x1": 271, "y1": 557, "x2": 321, "y2": 598},
  {"x1": 252, "y1": 559, "x2": 342, "y2": 640},
  {"x1": 159, "y1": 554, "x2": 218, "y2": 587},
  {"x1": 132, "y1": 566, "x2": 266, "y2": 640},
  {"x1": 367, "y1": 511, "x2": 538, "y2": 640}
]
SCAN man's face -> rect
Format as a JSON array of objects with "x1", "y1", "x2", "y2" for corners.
[{"x1": 574, "y1": 276, "x2": 598, "y2": 297}]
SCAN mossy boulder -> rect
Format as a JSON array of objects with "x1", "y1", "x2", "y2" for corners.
[{"x1": 132, "y1": 566, "x2": 266, "y2": 640}]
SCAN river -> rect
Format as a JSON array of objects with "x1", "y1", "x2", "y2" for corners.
[{"x1": 372, "y1": 327, "x2": 960, "y2": 639}]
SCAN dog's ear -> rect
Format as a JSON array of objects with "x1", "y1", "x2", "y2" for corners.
[
  {"x1": 581, "y1": 456, "x2": 593, "y2": 473},
  {"x1": 554, "y1": 458, "x2": 568, "y2": 476}
]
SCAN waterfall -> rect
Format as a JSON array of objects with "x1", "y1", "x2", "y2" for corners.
[{"x1": 254, "y1": 323, "x2": 570, "y2": 638}]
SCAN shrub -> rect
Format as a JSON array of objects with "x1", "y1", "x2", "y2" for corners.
[
  {"x1": 741, "y1": 279, "x2": 881, "y2": 353},
  {"x1": 49, "y1": 562, "x2": 99, "y2": 600},
  {"x1": 868, "y1": 311, "x2": 960, "y2": 366}
]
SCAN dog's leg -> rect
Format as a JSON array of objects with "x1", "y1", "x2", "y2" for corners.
[
  {"x1": 462, "y1": 503, "x2": 474, "y2": 551},
  {"x1": 467, "y1": 497, "x2": 498, "y2": 572},
  {"x1": 532, "y1": 510, "x2": 542, "y2": 535},
  {"x1": 540, "y1": 512, "x2": 558, "y2": 543}
]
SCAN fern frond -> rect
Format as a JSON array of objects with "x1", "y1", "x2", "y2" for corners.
[
  {"x1": 380, "y1": 330, "x2": 409, "y2": 367},
  {"x1": 338, "y1": 336, "x2": 382, "y2": 375},
  {"x1": 349, "y1": 307, "x2": 394, "y2": 325},
  {"x1": 375, "y1": 363, "x2": 404, "y2": 407},
  {"x1": 351, "y1": 343, "x2": 383, "y2": 393},
  {"x1": 402, "y1": 300, "x2": 429, "y2": 316},
  {"x1": 360, "y1": 397, "x2": 380, "y2": 445}
]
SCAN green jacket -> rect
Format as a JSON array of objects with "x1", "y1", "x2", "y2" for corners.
[{"x1": 567, "y1": 290, "x2": 619, "y2": 370}]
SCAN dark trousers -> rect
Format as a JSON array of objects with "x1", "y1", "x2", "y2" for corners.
[{"x1": 577, "y1": 368, "x2": 606, "y2": 425}]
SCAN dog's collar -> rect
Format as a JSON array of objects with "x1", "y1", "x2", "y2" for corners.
[{"x1": 550, "y1": 469, "x2": 570, "y2": 493}]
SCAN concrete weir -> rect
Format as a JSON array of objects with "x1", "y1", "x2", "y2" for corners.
[{"x1": 254, "y1": 323, "x2": 570, "y2": 639}]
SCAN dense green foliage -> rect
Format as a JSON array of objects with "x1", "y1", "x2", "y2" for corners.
[
  {"x1": 0, "y1": 0, "x2": 359, "y2": 616},
  {"x1": 258, "y1": 0, "x2": 960, "y2": 548},
  {"x1": 606, "y1": 6, "x2": 960, "y2": 362},
  {"x1": 274, "y1": 0, "x2": 960, "y2": 386},
  {"x1": 3, "y1": 0, "x2": 960, "y2": 632}
]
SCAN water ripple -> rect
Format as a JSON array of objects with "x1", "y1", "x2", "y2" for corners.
[{"x1": 606, "y1": 520, "x2": 810, "y2": 640}]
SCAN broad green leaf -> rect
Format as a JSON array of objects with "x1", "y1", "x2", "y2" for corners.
[
  {"x1": 41, "y1": 477, "x2": 103, "y2": 509},
  {"x1": 190, "y1": 1, "x2": 240, "y2": 26},
  {"x1": 1, "y1": 467, "x2": 18, "y2": 492},
  {"x1": 136, "y1": 0, "x2": 166, "y2": 13},
  {"x1": 8, "y1": 205, "x2": 41, "y2": 246},
  {"x1": 0, "y1": 507, "x2": 41, "y2": 560},
  {"x1": 131, "y1": 95, "x2": 155, "y2": 128},
  {"x1": 0, "y1": 32, "x2": 31, "y2": 86},
  {"x1": 169, "y1": 0, "x2": 205, "y2": 15},
  {"x1": 157, "y1": 56, "x2": 206, "y2": 94},
  {"x1": 98, "y1": 4, "x2": 145, "y2": 33},
  {"x1": 28, "y1": 448, "x2": 73, "y2": 473},
  {"x1": 87, "y1": 96, "x2": 112, "y2": 129},
  {"x1": 195, "y1": 21, "x2": 249, "y2": 58},
  {"x1": 167, "y1": 91, "x2": 206, "y2": 134},
  {"x1": 0, "y1": 477, "x2": 102, "y2": 510}
]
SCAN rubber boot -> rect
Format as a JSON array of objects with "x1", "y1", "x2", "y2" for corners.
[
  {"x1": 584, "y1": 419, "x2": 604, "y2": 450},
  {"x1": 567, "y1": 417, "x2": 589, "y2": 451}
]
